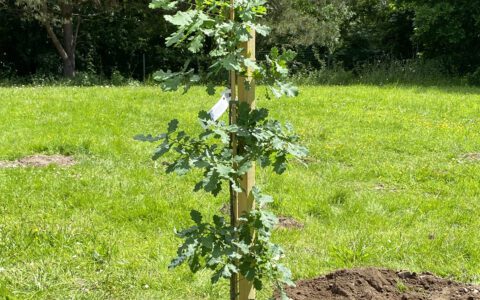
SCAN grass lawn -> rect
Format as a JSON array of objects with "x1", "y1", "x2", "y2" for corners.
[{"x1": 1, "y1": 85, "x2": 480, "y2": 299}]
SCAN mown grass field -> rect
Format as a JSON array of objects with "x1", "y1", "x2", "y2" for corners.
[{"x1": 1, "y1": 85, "x2": 480, "y2": 299}]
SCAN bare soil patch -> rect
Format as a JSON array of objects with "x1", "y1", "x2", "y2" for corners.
[
  {"x1": 374, "y1": 183, "x2": 398, "y2": 192},
  {"x1": 0, "y1": 155, "x2": 76, "y2": 168},
  {"x1": 279, "y1": 268, "x2": 480, "y2": 300},
  {"x1": 220, "y1": 203, "x2": 230, "y2": 215},
  {"x1": 219, "y1": 205, "x2": 304, "y2": 230},
  {"x1": 276, "y1": 216, "x2": 304, "y2": 229},
  {"x1": 458, "y1": 153, "x2": 480, "y2": 163}
]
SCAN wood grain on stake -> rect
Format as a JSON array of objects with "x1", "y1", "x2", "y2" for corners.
[
  {"x1": 236, "y1": 29, "x2": 256, "y2": 300},
  {"x1": 229, "y1": 0, "x2": 257, "y2": 299}
]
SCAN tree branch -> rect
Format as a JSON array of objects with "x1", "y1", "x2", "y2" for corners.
[
  {"x1": 44, "y1": 22, "x2": 68, "y2": 61},
  {"x1": 38, "y1": 0, "x2": 68, "y2": 61}
]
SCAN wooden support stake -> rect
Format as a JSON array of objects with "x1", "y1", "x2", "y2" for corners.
[
  {"x1": 236, "y1": 30, "x2": 256, "y2": 300},
  {"x1": 229, "y1": 1, "x2": 256, "y2": 299}
]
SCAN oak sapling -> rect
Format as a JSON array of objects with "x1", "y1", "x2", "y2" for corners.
[{"x1": 137, "y1": 0, "x2": 308, "y2": 298}]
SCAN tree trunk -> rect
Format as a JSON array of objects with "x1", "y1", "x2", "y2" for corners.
[
  {"x1": 63, "y1": 56, "x2": 75, "y2": 78},
  {"x1": 61, "y1": 3, "x2": 75, "y2": 78}
]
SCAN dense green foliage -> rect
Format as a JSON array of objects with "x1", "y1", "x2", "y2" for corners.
[
  {"x1": 403, "y1": 0, "x2": 480, "y2": 73},
  {"x1": 1, "y1": 0, "x2": 480, "y2": 81},
  {"x1": 137, "y1": 108, "x2": 307, "y2": 196},
  {"x1": 1, "y1": 85, "x2": 480, "y2": 299}
]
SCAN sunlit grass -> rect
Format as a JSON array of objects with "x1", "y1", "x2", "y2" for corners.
[{"x1": 1, "y1": 85, "x2": 480, "y2": 299}]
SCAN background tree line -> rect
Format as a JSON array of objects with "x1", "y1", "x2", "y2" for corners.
[{"x1": 1, "y1": 0, "x2": 479, "y2": 83}]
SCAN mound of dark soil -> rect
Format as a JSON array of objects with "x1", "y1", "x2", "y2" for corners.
[{"x1": 281, "y1": 268, "x2": 480, "y2": 300}]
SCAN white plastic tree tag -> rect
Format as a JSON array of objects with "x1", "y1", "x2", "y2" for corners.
[{"x1": 208, "y1": 89, "x2": 231, "y2": 121}]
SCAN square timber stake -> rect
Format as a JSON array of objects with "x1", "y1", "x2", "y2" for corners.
[{"x1": 229, "y1": 1, "x2": 257, "y2": 299}]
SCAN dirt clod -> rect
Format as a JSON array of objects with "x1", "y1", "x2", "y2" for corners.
[
  {"x1": 398, "y1": 271, "x2": 416, "y2": 279},
  {"x1": 279, "y1": 268, "x2": 480, "y2": 300},
  {"x1": 0, "y1": 155, "x2": 76, "y2": 168}
]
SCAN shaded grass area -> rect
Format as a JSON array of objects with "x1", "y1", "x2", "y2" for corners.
[{"x1": 1, "y1": 85, "x2": 480, "y2": 299}]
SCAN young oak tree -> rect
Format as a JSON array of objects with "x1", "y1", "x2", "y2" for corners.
[{"x1": 137, "y1": 0, "x2": 308, "y2": 299}]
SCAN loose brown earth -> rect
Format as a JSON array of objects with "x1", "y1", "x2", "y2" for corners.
[
  {"x1": 458, "y1": 153, "x2": 480, "y2": 163},
  {"x1": 277, "y1": 216, "x2": 304, "y2": 229},
  {"x1": 219, "y1": 204, "x2": 305, "y2": 230},
  {"x1": 280, "y1": 268, "x2": 480, "y2": 300},
  {"x1": 0, "y1": 155, "x2": 76, "y2": 168}
]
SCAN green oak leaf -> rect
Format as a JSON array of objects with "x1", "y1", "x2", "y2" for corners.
[
  {"x1": 164, "y1": 10, "x2": 196, "y2": 27},
  {"x1": 190, "y1": 210, "x2": 203, "y2": 224}
]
